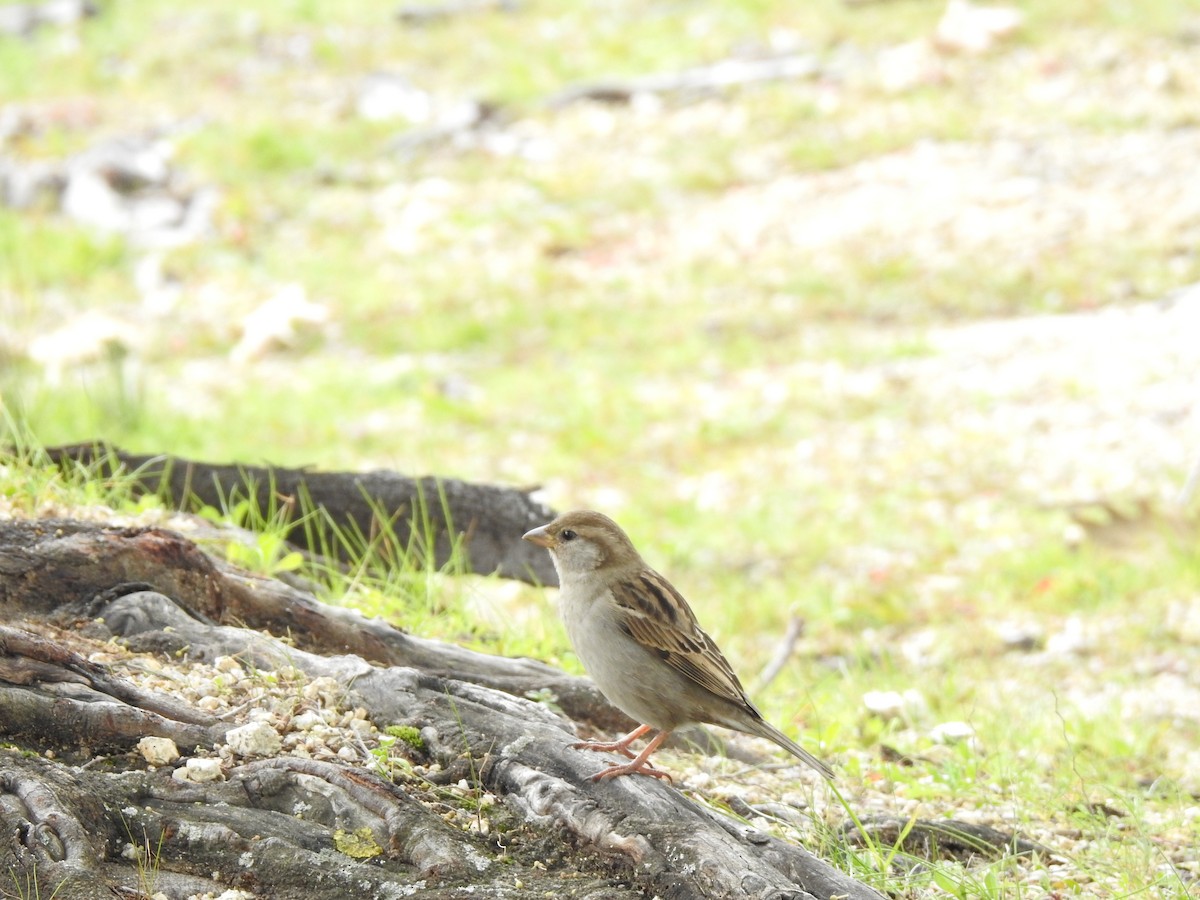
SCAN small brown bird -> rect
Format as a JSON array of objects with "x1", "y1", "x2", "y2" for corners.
[{"x1": 523, "y1": 510, "x2": 833, "y2": 783}]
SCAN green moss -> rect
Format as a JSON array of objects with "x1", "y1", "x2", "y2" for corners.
[
  {"x1": 385, "y1": 725, "x2": 425, "y2": 752},
  {"x1": 333, "y1": 827, "x2": 382, "y2": 859}
]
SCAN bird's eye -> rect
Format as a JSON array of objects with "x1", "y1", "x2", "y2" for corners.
[{"x1": 560, "y1": 529, "x2": 577, "y2": 542}]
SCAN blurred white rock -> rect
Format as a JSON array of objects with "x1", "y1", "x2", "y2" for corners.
[
  {"x1": 356, "y1": 73, "x2": 434, "y2": 123},
  {"x1": 863, "y1": 689, "x2": 928, "y2": 720},
  {"x1": 935, "y1": 0, "x2": 1023, "y2": 54},
  {"x1": 230, "y1": 284, "x2": 330, "y2": 363},
  {"x1": 26, "y1": 311, "x2": 141, "y2": 385},
  {"x1": 929, "y1": 721, "x2": 976, "y2": 743}
]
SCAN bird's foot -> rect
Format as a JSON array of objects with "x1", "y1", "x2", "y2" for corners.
[
  {"x1": 572, "y1": 738, "x2": 638, "y2": 760},
  {"x1": 571, "y1": 723, "x2": 653, "y2": 760},
  {"x1": 581, "y1": 728, "x2": 674, "y2": 782},
  {"x1": 590, "y1": 761, "x2": 674, "y2": 783}
]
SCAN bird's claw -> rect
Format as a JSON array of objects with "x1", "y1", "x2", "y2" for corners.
[{"x1": 590, "y1": 762, "x2": 674, "y2": 783}]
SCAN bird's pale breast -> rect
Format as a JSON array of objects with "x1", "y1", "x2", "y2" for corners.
[{"x1": 560, "y1": 581, "x2": 711, "y2": 731}]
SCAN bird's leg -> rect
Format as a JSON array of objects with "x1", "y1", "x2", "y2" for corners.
[
  {"x1": 572, "y1": 723, "x2": 653, "y2": 760},
  {"x1": 590, "y1": 729, "x2": 674, "y2": 783}
]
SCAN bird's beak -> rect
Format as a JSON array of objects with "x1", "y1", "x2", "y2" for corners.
[{"x1": 522, "y1": 524, "x2": 554, "y2": 548}]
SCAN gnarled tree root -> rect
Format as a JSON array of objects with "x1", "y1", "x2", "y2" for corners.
[{"x1": 0, "y1": 517, "x2": 882, "y2": 899}]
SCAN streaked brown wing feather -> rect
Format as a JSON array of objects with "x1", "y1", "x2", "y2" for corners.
[{"x1": 610, "y1": 570, "x2": 753, "y2": 709}]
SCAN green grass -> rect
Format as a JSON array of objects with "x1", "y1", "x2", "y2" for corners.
[
  {"x1": 0, "y1": 211, "x2": 129, "y2": 294},
  {"x1": 4, "y1": 863, "x2": 65, "y2": 900}
]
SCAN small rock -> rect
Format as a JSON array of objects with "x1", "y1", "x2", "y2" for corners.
[
  {"x1": 225, "y1": 722, "x2": 282, "y2": 758},
  {"x1": 0, "y1": 5, "x2": 37, "y2": 36},
  {"x1": 230, "y1": 283, "x2": 330, "y2": 363},
  {"x1": 1045, "y1": 616, "x2": 1095, "y2": 656},
  {"x1": 36, "y1": 0, "x2": 97, "y2": 27},
  {"x1": 863, "y1": 689, "x2": 927, "y2": 719},
  {"x1": 172, "y1": 757, "x2": 223, "y2": 783},
  {"x1": 214, "y1": 655, "x2": 246, "y2": 676},
  {"x1": 291, "y1": 711, "x2": 324, "y2": 732},
  {"x1": 25, "y1": 311, "x2": 139, "y2": 386},
  {"x1": 136, "y1": 736, "x2": 179, "y2": 766},
  {"x1": 935, "y1": 0, "x2": 1023, "y2": 54},
  {"x1": 0, "y1": 0, "x2": 95, "y2": 37},
  {"x1": 929, "y1": 721, "x2": 975, "y2": 743},
  {"x1": 356, "y1": 73, "x2": 434, "y2": 123},
  {"x1": 0, "y1": 158, "x2": 66, "y2": 209},
  {"x1": 876, "y1": 40, "x2": 942, "y2": 94},
  {"x1": 994, "y1": 619, "x2": 1044, "y2": 651}
]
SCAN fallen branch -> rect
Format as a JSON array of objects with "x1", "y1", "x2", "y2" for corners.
[
  {"x1": 545, "y1": 54, "x2": 821, "y2": 107},
  {"x1": 395, "y1": 0, "x2": 518, "y2": 25},
  {"x1": 844, "y1": 816, "x2": 1051, "y2": 866},
  {"x1": 42, "y1": 443, "x2": 559, "y2": 585},
  {"x1": 754, "y1": 614, "x2": 807, "y2": 693}
]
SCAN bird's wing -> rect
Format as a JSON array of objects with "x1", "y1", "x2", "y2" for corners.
[{"x1": 610, "y1": 569, "x2": 754, "y2": 710}]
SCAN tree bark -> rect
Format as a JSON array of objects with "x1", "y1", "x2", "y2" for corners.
[{"x1": 0, "y1": 517, "x2": 883, "y2": 900}]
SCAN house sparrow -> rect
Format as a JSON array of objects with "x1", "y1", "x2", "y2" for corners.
[{"x1": 523, "y1": 510, "x2": 833, "y2": 783}]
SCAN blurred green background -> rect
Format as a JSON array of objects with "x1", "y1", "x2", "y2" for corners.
[{"x1": 2, "y1": 1, "x2": 1199, "y2": 895}]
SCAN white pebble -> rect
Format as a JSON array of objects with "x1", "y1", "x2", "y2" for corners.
[
  {"x1": 929, "y1": 721, "x2": 976, "y2": 743},
  {"x1": 292, "y1": 711, "x2": 324, "y2": 732},
  {"x1": 225, "y1": 722, "x2": 282, "y2": 758},
  {"x1": 214, "y1": 656, "x2": 246, "y2": 676},
  {"x1": 863, "y1": 689, "x2": 926, "y2": 718},
  {"x1": 136, "y1": 736, "x2": 180, "y2": 766},
  {"x1": 172, "y1": 758, "x2": 223, "y2": 783}
]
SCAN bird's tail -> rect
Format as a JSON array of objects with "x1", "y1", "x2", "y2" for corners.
[{"x1": 748, "y1": 719, "x2": 835, "y2": 781}]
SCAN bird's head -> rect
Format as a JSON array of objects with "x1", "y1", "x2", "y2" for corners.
[{"x1": 522, "y1": 510, "x2": 642, "y2": 578}]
